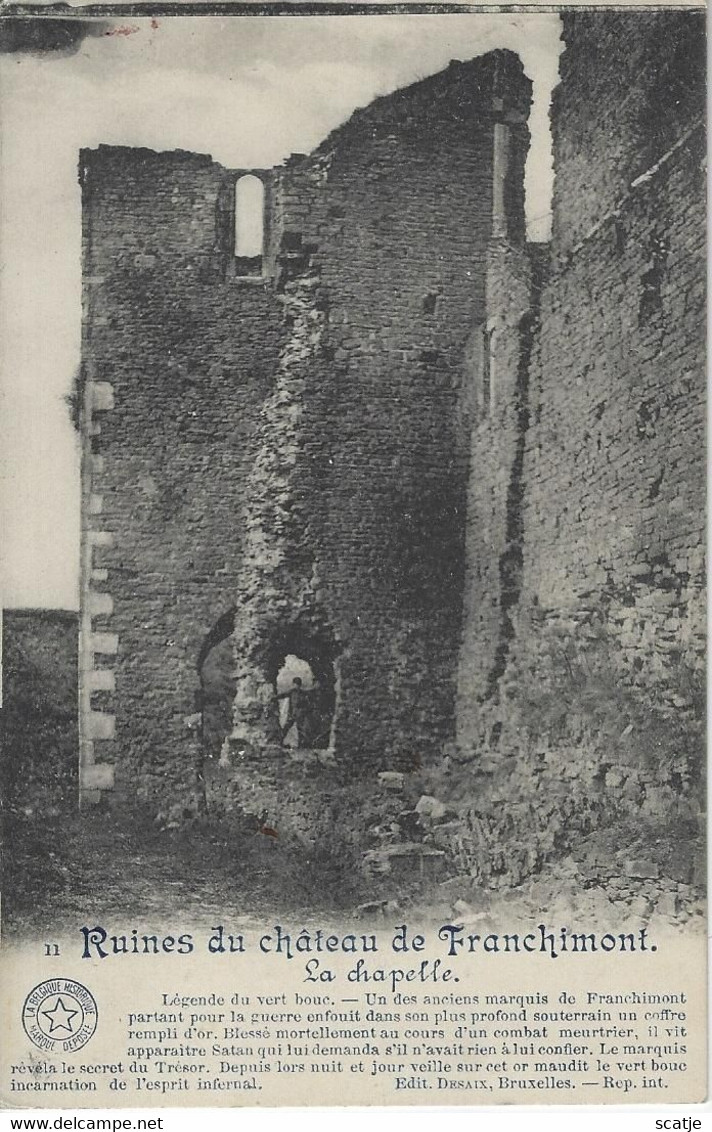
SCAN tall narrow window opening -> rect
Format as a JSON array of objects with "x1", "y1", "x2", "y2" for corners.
[{"x1": 234, "y1": 174, "x2": 265, "y2": 276}]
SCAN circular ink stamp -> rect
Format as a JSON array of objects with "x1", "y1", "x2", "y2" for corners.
[{"x1": 22, "y1": 979, "x2": 98, "y2": 1054}]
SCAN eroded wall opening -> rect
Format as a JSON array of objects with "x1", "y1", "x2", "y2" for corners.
[
  {"x1": 264, "y1": 623, "x2": 339, "y2": 752},
  {"x1": 276, "y1": 654, "x2": 335, "y2": 750}
]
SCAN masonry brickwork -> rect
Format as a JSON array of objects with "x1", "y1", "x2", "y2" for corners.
[
  {"x1": 228, "y1": 52, "x2": 530, "y2": 773},
  {"x1": 450, "y1": 11, "x2": 706, "y2": 892},
  {"x1": 79, "y1": 52, "x2": 531, "y2": 806},
  {"x1": 78, "y1": 147, "x2": 284, "y2": 804},
  {"x1": 78, "y1": 15, "x2": 705, "y2": 896}
]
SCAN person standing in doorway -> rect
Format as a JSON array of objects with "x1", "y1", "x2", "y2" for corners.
[{"x1": 278, "y1": 677, "x2": 305, "y2": 746}]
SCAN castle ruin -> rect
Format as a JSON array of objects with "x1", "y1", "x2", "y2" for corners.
[{"x1": 76, "y1": 12, "x2": 706, "y2": 891}]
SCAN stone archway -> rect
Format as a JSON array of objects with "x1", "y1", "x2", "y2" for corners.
[
  {"x1": 230, "y1": 612, "x2": 340, "y2": 753},
  {"x1": 266, "y1": 623, "x2": 338, "y2": 751},
  {"x1": 274, "y1": 652, "x2": 336, "y2": 750}
]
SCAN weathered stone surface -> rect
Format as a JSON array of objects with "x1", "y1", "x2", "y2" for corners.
[
  {"x1": 75, "y1": 18, "x2": 704, "y2": 901},
  {"x1": 80, "y1": 51, "x2": 532, "y2": 803},
  {"x1": 452, "y1": 11, "x2": 705, "y2": 891},
  {"x1": 79, "y1": 146, "x2": 285, "y2": 803}
]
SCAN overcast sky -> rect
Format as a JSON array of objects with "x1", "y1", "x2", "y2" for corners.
[{"x1": 0, "y1": 13, "x2": 562, "y2": 610}]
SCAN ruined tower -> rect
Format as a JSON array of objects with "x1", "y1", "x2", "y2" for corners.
[{"x1": 78, "y1": 51, "x2": 532, "y2": 811}]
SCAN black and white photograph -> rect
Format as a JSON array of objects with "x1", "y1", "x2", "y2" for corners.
[{"x1": 0, "y1": 1, "x2": 706, "y2": 1109}]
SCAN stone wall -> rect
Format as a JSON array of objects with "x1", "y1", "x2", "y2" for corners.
[
  {"x1": 550, "y1": 11, "x2": 706, "y2": 250},
  {"x1": 452, "y1": 12, "x2": 706, "y2": 892},
  {"x1": 456, "y1": 239, "x2": 541, "y2": 738},
  {"x1": 79, "y1": 146, "x2": 285, "y2": 805},
  {"x1": 227, "y1": 52, "x2": 532, "y2": 774}
]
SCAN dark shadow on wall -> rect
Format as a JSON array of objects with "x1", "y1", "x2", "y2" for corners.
[
  {"x1": 485, "y1": 309, "x2": 534, "y2": 697},
  {"x1": 486, "y1": 254, "x2": 546, "y2": 700},
  {"x1": 197, "y1": 608, "x2": 236, "y2": 761},
  {"x1": 386, "y1": 481, "x2": 466, "y2": 619}
]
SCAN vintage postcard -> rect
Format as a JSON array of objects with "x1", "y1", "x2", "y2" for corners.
[{"x1": 0, "y1": 2, "x2": 706, "y2": 1109}]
